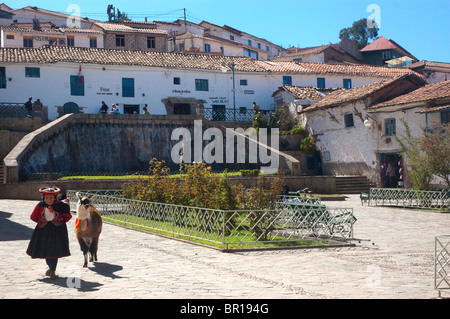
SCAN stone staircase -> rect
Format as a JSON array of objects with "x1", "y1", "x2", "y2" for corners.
[{"x1": 335, "y1": 176, "x2": 371, "y2": 194}]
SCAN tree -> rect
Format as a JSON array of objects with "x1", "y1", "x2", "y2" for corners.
[
  {"x1": 419, "y1": 124, "x2": 450, "y2": 188},
  {"x1": 339, "y1": 18, "x2": 379, "y2": 50},
  {"x1": 394, "y1": 119, "x2": 433, "y2": 190}
]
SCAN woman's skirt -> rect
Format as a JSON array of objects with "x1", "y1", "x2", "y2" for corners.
[{"x1": 26, "y1": 222, "x2": 71, "y2": 259}]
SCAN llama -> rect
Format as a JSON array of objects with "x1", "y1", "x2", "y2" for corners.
[{"x1": 75, "y1": 192, "x2": 103, "y2": 268}]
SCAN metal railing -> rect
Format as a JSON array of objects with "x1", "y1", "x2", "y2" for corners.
[
  {"x1": 0, "y1": 103, "x2": 28, "y2": 117},
  {"x1": 435, "y1": 235, "x2": 450, "y2": 298},
  {"x1": 203, "y1": 108, "x2": 271, "y2": 122},
  {"x1": 67, "y1": 190, "x2": 356, "y2": 249},
  {"x1": 366, "y1": 188, "x2": 449, "y2": 210}
]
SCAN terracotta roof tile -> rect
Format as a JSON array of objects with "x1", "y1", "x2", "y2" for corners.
[
  {"x1": 302, "y1": 74, "x2": 426, "y2": 112},
  {"x1": 417, "y1": 104, "x2": 450, "y2": 114},
  {"x1": 272, "y1": 85, "x2": 340, "y2": 101},
  {"x1": 0, "y1": 46, "x2": 426, "y2": 78},
  {"x1": 370, "y1": 80, "x2": 450, "y2": 109}
]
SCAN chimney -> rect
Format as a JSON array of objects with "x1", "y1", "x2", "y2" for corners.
[{"x1": 145, "y1": 17, "x2": 148, "y2": 23}]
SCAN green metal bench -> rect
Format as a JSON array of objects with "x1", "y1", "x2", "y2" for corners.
[{"x1": 360, "y1": 192, "x2": 370, "y2": 205}]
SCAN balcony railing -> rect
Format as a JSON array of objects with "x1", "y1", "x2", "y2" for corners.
[
  {"x1": 0, "y1": 103, "x2": 28, "y2": 118},
  {"x1": 203, "y1": 108, "x2": 271, "y2": 122}
]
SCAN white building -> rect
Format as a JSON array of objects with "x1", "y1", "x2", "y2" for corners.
[
  {"x1": 155, "y1": 19, "x2": 285, "y2": 60},
  {"x1": 297, "y1": 74, "x2": 450, "y2": 187},
  {"x1": 0, "y1": 46, "x2": 422, "y2": 121}
]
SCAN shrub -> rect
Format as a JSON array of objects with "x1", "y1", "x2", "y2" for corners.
[
  {"x1": 299, "y1": 135, "x2": 317, "y2": 155},
  {"x1": 240, "y1": 169, "x2": 261, "y2": 176}
]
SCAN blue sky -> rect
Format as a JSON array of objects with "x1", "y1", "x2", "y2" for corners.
[{"x1": 8, "y1": 0, "x2": 450, "y2": 62}]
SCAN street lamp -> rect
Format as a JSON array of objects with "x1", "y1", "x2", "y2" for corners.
[{"x1": 221, "y1": 62, "x2": 236, "y2": 120}]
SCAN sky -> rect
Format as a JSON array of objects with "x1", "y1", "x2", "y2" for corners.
[{"x1": 8, "y1": 0, "x2": 450, "y2": 63}]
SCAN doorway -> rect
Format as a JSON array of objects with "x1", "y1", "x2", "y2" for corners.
[
  {"x1": 124, "y1": 104, "x2": 140, "y2": 114},
  {"x1": 174, "y1": 103, "x2": 191, "y2": 115},
  {"x1": 212, "y1": 105, "x2": 226, "y2": 121},
  {"x1": 381, "y1": 153, "x2": 404, "y2": 188}
]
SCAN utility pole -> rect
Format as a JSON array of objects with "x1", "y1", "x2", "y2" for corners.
[{"x1": 184, "y1": 8, "x2": 187, "y2": 32}]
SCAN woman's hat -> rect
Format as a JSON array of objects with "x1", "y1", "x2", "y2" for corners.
[{"x1": 39, "y1": 186, "x2": 61, "y2": 195}]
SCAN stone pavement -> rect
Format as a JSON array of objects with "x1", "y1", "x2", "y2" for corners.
[{"x1": 0, "y1": 195, "x2": 449, "y2": 300}]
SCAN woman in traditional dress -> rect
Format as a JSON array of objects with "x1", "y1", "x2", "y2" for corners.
[{"x1": 26, "y1": 187, "x2": 72, "y2": 279}]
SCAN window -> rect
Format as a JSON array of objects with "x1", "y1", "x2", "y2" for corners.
[
  {"x1": 266, "y1": 45, "x2": 269, "y2": 52},
  {"x1": 0, "y1": 67, "x2": 6, "y2": 89},
  {"x1": 195, "y1": 79, "x2": 209, "y2": 91},
  {"x1": 344, "y1": 113, "x2": 354, "y2": 127},
  {"x1": 385, "y1": 118, "x2": 396, "y2": 136},
  {"x1": 147, "y1": 37, "x2": 155, "y2": 49},
  {"x1": 173, "y1": 77, "x2": 181, "y2": 85},
  {"x1": 23, "y1": 37, "x2": 33, "y2": 48},
  {"x1": 257, "y1": 43, "x2": 261, "y2": 49},
  {"x1": 66, "y1": 37, "x2": 74, "y2": 47},
  {"x1": 90, "y1": 37, "x2": 97, "y2": 48},
  {"x1": 240, "y1": 79, "x2": 248, "y2": 86},
  {"x1": 248, "y1": 39, "x2": 252, "y2": 46},
  {"x1": 442, "y1": 111, "x2": 450, "y2": 124},
  {"x1": 283, "y1": 76, "x2": 292, "y2": 86},
  {"x1": 70, "y1": 75, "x2": 84, "y2": 96},
  {"x1": 122, "y1": 78, "x2": 135, "y2": 97},
  {"x1": 204, "y1": 43, "x2": 211, "y2": 52},
  {"x1": 25, "y1": 67, "x2": 40, "y2": 78},
  {"x1": 6, "y1": 35, "x2": 14, "y2": 40},
  {"x1": 243, "y1": 48, "x2": 258, "y2": 59},
  {"x1": 317, "y1": 77, "x2": 326, "y2": 89},
  {"x1": 230, "y1": 35, "x2": 234, "y2": 41},
  {"x1": 343, "y1": 78, "x2": 352, "y2": 89},
  {"x1": 293, "y1": 58, "x2": 303, "y2": 62},
  {"x1": 382, "y1": 50, "x2": 392, "y2": 60},
  {"x1": 116, "y1": 34, "x2": 125, "y2": 47}
]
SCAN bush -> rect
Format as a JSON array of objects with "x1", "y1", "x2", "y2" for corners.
[
  {"x1": 240, "y1": 169, "x2": 261, "y2": 176},
  {"x1": 122, "y1": 159, "x2": 284, "y2": 211},
  {"x1": 299, "y1": 135, "x2": 317, "y2": 155}
]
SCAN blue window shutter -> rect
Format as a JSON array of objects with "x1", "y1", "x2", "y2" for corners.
[
  {"x1": 283, "y1": 76, "x2": 292, "y2": 85},
  {"x1": 317, "y1": 77, "x2": 325, "y2": 88},
  {"x1": 122, "y1": 78, "x2": 135, "y2": 97},
  {"x1": 343, "y1": 78, "x2": 352, "y2": 89},
  {"x1": 70, "y1": 75, "x2": 84, "y2": 96}
]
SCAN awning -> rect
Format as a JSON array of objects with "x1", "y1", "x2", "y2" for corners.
[{"x1": 386, "y1": 56, "x2": 414, "y2": 67}]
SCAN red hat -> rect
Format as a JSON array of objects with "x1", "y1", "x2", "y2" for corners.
[{"x1": 39, "y1": 186, "x2": 61, "y2": 195}]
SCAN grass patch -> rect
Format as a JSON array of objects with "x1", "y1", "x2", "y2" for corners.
[
  {"x1": 58, "y1": 171, "x2": 242, "y2": 181},
  {"x1": 102, "y1": 214, "x2": 327, "y2": 250}
]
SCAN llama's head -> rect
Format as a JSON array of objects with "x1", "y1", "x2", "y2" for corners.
[{"x1": 76, "y1": 192, "x2": 91, "y2": 220}]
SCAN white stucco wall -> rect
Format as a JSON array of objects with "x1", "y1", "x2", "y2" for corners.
[
  {"x1": 303, "y1": 101, "x2": 429, "y2": 184},
  {"x1": 0, "y1": 60, "x2": 397, "y2": 121}
]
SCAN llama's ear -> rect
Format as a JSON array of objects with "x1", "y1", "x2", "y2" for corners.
[{"x1": 76, "y1": 192, "x2": 81, "y2": 200}]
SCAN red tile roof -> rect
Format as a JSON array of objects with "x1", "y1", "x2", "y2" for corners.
[
  {"x1": 370, "y1": 80, "x2": 450, "y2": 109},
  {"x1": 360, "y1": 36, "x2": 414, "y2": 58},
  {"x1": 301, "y1": 73, "x2": 426, "y2": 112},
  {"x1": 0, "y1": 46, "x2": 426, "y2": 78}
]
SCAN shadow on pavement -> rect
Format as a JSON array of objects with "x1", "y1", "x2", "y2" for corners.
[
  {"x1": 38, "y1": 276, "x2": 103, "y2": 292},
  {"x1": 90, "y1": 262, "x2": 124, "y2": 279},
  {"x1": 0, "y1": 211, "x2": 34, "y2": 242}
]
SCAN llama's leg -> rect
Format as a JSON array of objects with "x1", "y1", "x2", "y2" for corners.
[
  {"x1": 78, "y1": 238, "x2": 89, "y2": 268},
  {"x1": 89, "y1": 238, "x2": 98, "y2": 262}
]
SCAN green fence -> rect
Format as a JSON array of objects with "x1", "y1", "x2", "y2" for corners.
[
  {"x1": 67, "y1": 190, "x2": 355, "y2": 249},
  {"x1": 363, "y1": 188, "x2": 449, "y2": 210}
]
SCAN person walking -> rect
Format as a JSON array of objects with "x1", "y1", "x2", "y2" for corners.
[{"x1": 26, "y1": 187, "x2": 72, "y2": 279}]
